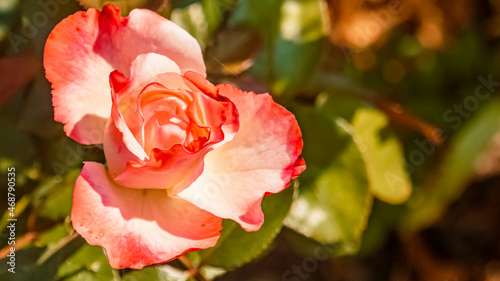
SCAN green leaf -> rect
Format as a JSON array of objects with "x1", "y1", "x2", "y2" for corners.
[
  {"x1": 241, "y1": 0, "x2": 328, "y2": 95},
  {"x1": 35, "y1": 225, "x2": 69, "y2": 246},
  {"x1": 170, "y1": 2, "x2": 208, "y2": 49},
  {"x1": 171, "y1": 0, "x2": 235, "y2": 50},
  {"x1": 122, "y1": 265, "x2": 192, "y2": 281},
  {"x1": 357, "y1": 201, "x2": 404, "y2": 256},
  {"x1": 350, "y1": 107, "x2": 411, "y2": 203},
  {"x1": 38, "y1": 170, "x2": 79, "y2": 219},
  {"x1": 201, "y1": 0, "x2": 235, "y2": 35},
  {"x1": 32, "y1": 169, "x2": 80, "y2": 216},
  {"x1": 15, "y1": 0, "x2": 81, "y2": 55},
  {"x1": 56, "y1": 244, "x2": 114, "y2": 281},
  {"x1": 285, "y1": 186, "x2": 342, "y2": 244},
  {"x1": 271, "y1": 38, "x2": 325, "y2": 95},
  {"x1": 279, "y1": 0, "x2": 327, "y2": 43},
  {"x1": 0, "y1": 115, "x2": 35, "y2": 166},
  {"x1": 19, "y1": 75, "x2": 61, "y2": 139},
  {"x1": 172, "y1": 0, "x2": 200, "y2": 9},
  {"x1": 318, "y1": 94, "x2": 412, "y2": 204},
  {"x1": 199, "y1": 185, "x2": 294, "y2": 269},
  {"x1": 229, "y1": 0, "x2": 283, "y2": 39},
  {"x1": 404, "y1": 98, "x2": 500, "y2": 230},
  {"x1": 285, "y1": 106, "x2": 372, "y2": 253},
  {"x1": 0, "y1": 0, "x2": 18, "y2": 43},
  {"x1": 0, "y1": 234, "x2": 85, "y2": 281},
  {"x1": 0, "y1": 247, "x2": 46, "y2": 281}
]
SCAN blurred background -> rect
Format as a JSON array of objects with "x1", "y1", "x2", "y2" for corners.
[{"x1": 1, "y1": 0, "x2": 500, "y2": 280}]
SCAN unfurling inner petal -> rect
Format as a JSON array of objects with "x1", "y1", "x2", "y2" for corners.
[{"x1": 108, "y1": 72, "x2": 240, "y2": 190}]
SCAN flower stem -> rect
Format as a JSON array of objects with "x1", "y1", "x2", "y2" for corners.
[{"x1": 179, "y1": 255, "x2": 209, "y2": 281}]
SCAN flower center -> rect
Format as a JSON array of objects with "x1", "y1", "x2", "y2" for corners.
[{"x1": 136, "y1": 84, "x2": 211, "y2": 155}]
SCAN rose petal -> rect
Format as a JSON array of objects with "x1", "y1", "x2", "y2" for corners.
[
  {"x1": 143, "y1": 113, "x2": 189, "y2": 153},
  {"x1": 105, "y1": 71, "x2": 201, "y2": 178},
  {"x1": 184, "y1": 71, "x2": 218, "y2": 98},
  {"x1": 109, "y1": 74, "x2": 239, "y2": 190},
  {"x1": 109, "y1": 5, "x2": 206, "y2": 75},
  {"x1": 186, "y1": 91, "x2": 231, "y2": 145},
  {"x1": 116, "y1": 53, "x2": 182, "y2": 109},
  {"x1": 114, "y1": 145, "x2": 207, "y2": 190},
  {"x1": 183, "y1": 71, "x2": 240, "y2": 147},
  {"x1": 44, "y1": 4, "x2": 204, "y2": 144},
  {"x1": 104, "y1": 72, "x2": 150, "y2": 179},
  {"x1": 116, "y1": 71, "x2": 199, "y2": 150},
  {"x1": 72, "y1": 162, "x2": 222, "y2": 269},
  {"x1": 178, "y1": 84, "x2": 305, "y2": 231},
  {"x1": 138, "y1": 83, "x2": 193, "y2": 152}
]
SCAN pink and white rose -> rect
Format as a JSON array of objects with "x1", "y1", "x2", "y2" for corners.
[{"x1": 44, "y1": 4, "x2": 305, "y2": 269}]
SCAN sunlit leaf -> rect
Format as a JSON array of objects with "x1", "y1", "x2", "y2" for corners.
[
  {"x1": 0, "y1": 0, "x2": 18, "y2": 43},
  {"x1": 170, "y1": 1, "x2": 208, "y2": 49},
  {"x1": 272, "y1": 0, "x2": 328, "y2": 95},
  {"x1": 318, "y1": 94, "x2": 412, "y2": 204},
  {"x1": 36, "y1": 225, "x2": 69, "y2": 246},
  {"x1": 351, "y1": 108, "x2": 412, "y2": 203},
  {"x1": 279, "y1": 0, "x2": 327, "y2": 43},
  {"x1": 285, "y1": 106, "x2": 372, "y2": 253},
  {"x1": 233, "y1": 0, "x2": 327, "y2": 96},
  {"x1": 170, "y1": 0, "x2": 235, "y2": 50},
  {"x1": 56, "y1": 244, "x2": 114, "y2": 281},
  {"x1": 201, "y1": 0, "x2": 235, "y2": 36},
  {"x1": 285, "y1": 186, "x2": 342, "y2": 244},
  {"x1": 199, "y1": 185, "x2": 294, "y2": 269}
]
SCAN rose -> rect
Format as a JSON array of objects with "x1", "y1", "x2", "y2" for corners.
[{"x1": 44, "y1": 4, "x2": 305, "y2": 269}]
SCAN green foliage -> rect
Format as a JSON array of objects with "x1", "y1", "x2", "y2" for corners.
[
  {"x1": 404, "y1": 98, "x2": 500, "y2": 230},
  {"x1": 0, "y1": 247, "x2": 46, "y2": 281},
  {"x1": 36, "y1": 169, "x2": 79, "y2": 220},
  {"x1": 0, "y1": 115, "x2": 36, "y2": 167},
  {"x1": 20, "y1": 75, "x2": 62, "y2": 139},
  {"x1": 285, "y1": 106, "x2": 372, "y2": 253},
  {"x1": 229, "y1": 0, "x2": 283, "y2": 36},
  {"x1": 230, "y1": 0, "x2": 328, "y2": 95},
  {"x1": 170, "y1": 0, "x2": 236, "y2": 50},
  {"x1": 122, "y1": 265, "x2": 193, "y2": 281},
  {"x1": 0, "y1": 0, "x2": 19, "y2": 48},
  {"x1": 318, "y1": 94, "x2": 412, "y2": 203},
  {"x1": 0, "y1": 234, "x2": 85, "y2": 281},
  {"x1": 199, "y1": 185, "x2": 294, "y2": 269},
  {"x1": 270, "y1": 0, "x2": 327, "y2": 95},
  {"x1": 170, "y1": 2, "x2": 208, "y2": 49},
  {"x1": 56, "y1": 244, "x2": 115, "y2": 281},
  {"x1": 284, "y1": 96, "x2": 411, "y2": 254}
]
